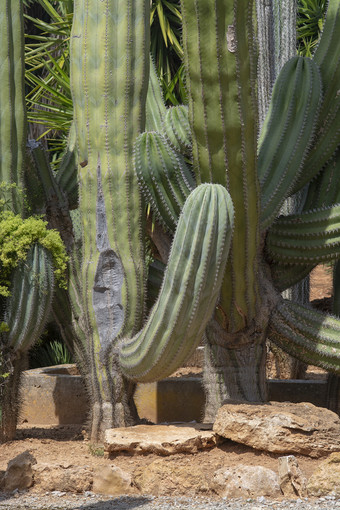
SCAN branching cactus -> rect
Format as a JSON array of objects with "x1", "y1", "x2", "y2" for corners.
[
  {"x1": 0, "y1": 0, "x2": 67, "y2": 442},
  {"x1": 123, "y1": 0, "x2": 340, "y2": 422}
]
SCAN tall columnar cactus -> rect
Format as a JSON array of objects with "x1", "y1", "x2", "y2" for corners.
[
  {"x1": 0, "y1": 0, "x2": 67, "y2": 442},
  {"x1": 119, "y1": 0, "x2": 340, "y2": 422},
  {"x1": 64, "y1": 0, "x2": 150, "y2": 441}
]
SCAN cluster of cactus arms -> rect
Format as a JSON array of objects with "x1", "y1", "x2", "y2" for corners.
[
  {"x1": 3, "y1": 0, "x2": 340, "y2": 443},
  {"x1": 119, "y1": 0, "x2": 340, "y2": 422},
  {"x1": 0, "y1": 0, "x2": 68, "y2": 442}
]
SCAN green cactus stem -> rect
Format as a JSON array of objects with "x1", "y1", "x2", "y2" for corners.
[
  {"x1": 266, "y1": 204, "x2": 340, "y2": 264},
  {"x1": 181, "y1": 0, "x2": 260, "y2": 332},
  {"x1": 119, "y1": 183, "x2": 234, "y2": 382},
  {"x1": 302, "y1": 151, "x2": 340, "y2": 211},
  {"x1": 292, "y1": 0, "x2": 340, "y2": 194},
  {"x1": 268, "y1": 300, "x2": 340, "y2": 373},
  {"x1": 0, "y1": 0, "x2": 26, "y2": 213},
  {"x1": 258, "y1": 56, "x2": 322, "y2": 230},
  {"x1": 270, "y1": 263, "x2": 315, "y2": 293},
  {"x1": 0, "y1": 243, "x2": 56, "y2": 442},
  {"x1": 55, "y1": 124, "x2": 78, "y2": 210},
  {"x1": 162, "y1": 105, "x2": 192, "y2": 155},
  {"x1": 134, "y1": 131, "x2": 195, "y2": 233},
  {"x1": 146, "y1": 56, "x2": 167, "y2": 132},
  {"x1": 69, "y1": 0, "x2": 150, "y2": 440},
  {"x1": 1, "y1": 244, "x2": 55, "y2": 352}
]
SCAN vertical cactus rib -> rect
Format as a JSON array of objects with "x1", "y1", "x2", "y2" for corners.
[
  {"x1": 119, "y1": 184, "x2": 234, "y2": 382},
  {"x1": 292, "y1": 0, "x2": 340, "y2": 193},
  {"x1": 258, "y1": 56, "x2": 322, "y2": 230},
  {"x1": 56, "y1": 124, "x2": 79, "y2": 209},
  {"x1": 162, "y1": 105, "x2": 192, "y2": 155},
  {"x1": 134, "y1": 131, "x2": 195, "y2": 233},
  {"x1": 1, "y1": 245, "x2": 55, "y2": 352},
  {"x1": 302, "y1": 150, "x2": 340, "y2": 213},
  {"x1": 145, "y1": 56, "x2": 167, "y2": 132},
  {"x1": 0, "y1": 0, "x2": 26, "y2": 212},
  {"x1": 181, "y1": 0, "x2": 260, "y2": 332},
  {"x1": 268, "y1": 300, "x2": 340, "y2": 373}
]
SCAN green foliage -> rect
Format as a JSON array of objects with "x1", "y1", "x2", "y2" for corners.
[
  {"x1": 24, "y1": 0, "x2": 186, "y2": 161},
  {"x1": 29, "y1": 339, "x2": 73, "y2": 368},
  {"x1": 297, "y1": 0, "x2": 327, "y2": 56},
  {"x1": 0, "y1": 211, "x2": 68, "y2": 296}
]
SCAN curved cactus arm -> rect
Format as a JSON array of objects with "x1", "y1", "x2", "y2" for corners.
[
  {"x1": 0, "y1": 0, "x2": 26, "y2": 213},
  {"x1": 119, "y1": 184, "x2": 234, "y2": 382},
  {"x1": 268, "y1": 300, "x2": 340, "y2": 373},
  {"x1": 265, "y1": 203, "x2": 340, "y2": 264},
  {"x1": 135, "y1": 131, "x2": 195, "y2": 233},
  {"x1": 302, "y1": 151, "x2": 340, "y2": 211},
  {"x1": 292, "y1": 0, "x2": 340, "y2": 194},
  {"x1": 146, "y1": 55, "x2": 167, "y2": 132},
  {"x1": 258, "y1": 56, "x2": 322, "y2": 230},
  {"x1": 270, "y1": 263, "x2": 315, "y2": 293},
  {"x1": 0, "y1": 244, "x2": 55, "y2": 353},
  {"x1": 162, "y1": 105, "x2": 192, "y2": 155}
]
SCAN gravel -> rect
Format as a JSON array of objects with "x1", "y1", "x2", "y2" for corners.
[{"x1": 0, "y1": 493, "x2": 340, "y2": 510}]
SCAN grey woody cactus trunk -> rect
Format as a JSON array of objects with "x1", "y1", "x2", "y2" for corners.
[{"x1": 69, "y1": 0, "x2": 149, "y2": 440}]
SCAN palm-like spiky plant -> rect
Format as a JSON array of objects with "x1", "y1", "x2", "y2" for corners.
[{"x1": 24, "y1": 0, "x2": 186, "y2": 163}]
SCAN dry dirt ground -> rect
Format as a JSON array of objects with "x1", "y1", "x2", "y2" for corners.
[{"x1": 0, "y1": 265, "x2": 334, "y2": 498}]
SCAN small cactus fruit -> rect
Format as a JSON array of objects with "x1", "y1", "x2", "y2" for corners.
[{"x1": 119, "y1": 183, "x2": 234, "y2": 382}]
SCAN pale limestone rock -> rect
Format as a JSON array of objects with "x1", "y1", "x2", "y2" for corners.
[
  {"x1": 92, "y1": 465, "x2": 132, "y2": 495},
  {"x1": 307, "y1": 452, "x2": 340, "y2": 497},
  {"x1": 33, "y1": 463, "x2": 92, "y2": 493},
  {"x1": 211, "y1": 465, "x2": 281, "y2": 498},
  {"x1": 214, "y1": 402, "x2": 340, "y2": 458},
  {"x1": 105, "y1": 424, "x2": 218, "y2": 456},
  {"x1": 278, "y1": 455, "x2": 307, "y2": 497},
  {"x1": 133, "y1": 457, "x2": 209, "y2": 496},
  {"x1": 3, "y1": 451, "x2": 36, "y2": 491}
]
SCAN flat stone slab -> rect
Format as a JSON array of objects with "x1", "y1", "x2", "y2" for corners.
[
  {"x1": 104, "y1": 424, "x2": 218, "y2": 456},
  {"x1": 214, "y1": 401, "x2": 340, "y2": 458}
]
